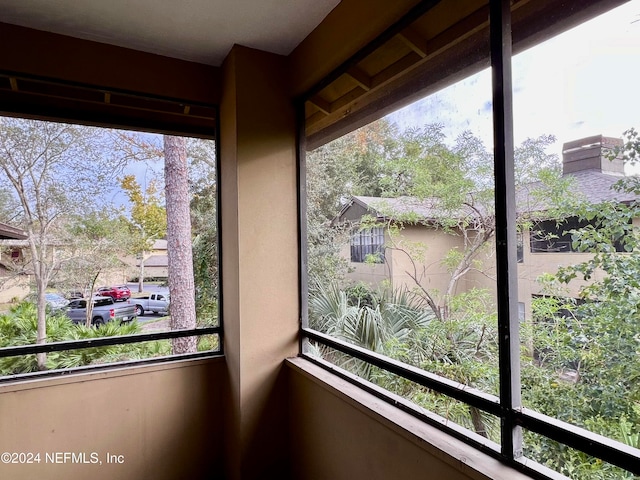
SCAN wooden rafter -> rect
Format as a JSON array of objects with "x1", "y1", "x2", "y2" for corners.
[
  {"x1": 396, "y1": 26, "x2": 428, "y2": 58},
  {"x1": 309, "y1": 95, "x2": 332, "y2": 116},
  {"x1": 371, "y1": 51, "x2": 422, "y2": 90},
  {"x1": 346, "y1": 67, "x2": 372, "y2": 91},
  {"x1": 305, "y1": 5, "x2": 491, "y2": 136}
]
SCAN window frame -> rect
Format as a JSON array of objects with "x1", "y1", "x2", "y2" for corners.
[
  {"x1": 0, "y1": 109, "x2": 224, "y2": 382},
  {"x1": 530, "y1": 216, "x2": 627, "y2": 253},
  {"x1": 349, "y1": 226, "x2": 385, "y2": 264},
  {"x1": 297, "y1": 0, "x2": 640, "y2": 477}
]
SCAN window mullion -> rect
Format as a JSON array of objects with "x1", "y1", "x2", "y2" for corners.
[{"x1": 490, "y1": 0, "x2": 522, "y2": 461}]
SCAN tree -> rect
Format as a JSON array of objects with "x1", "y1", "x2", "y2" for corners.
[
  {"x1": 119, "y1": 175, "x2": 167, "y2": 292},
  {"x1": 521, "y1": 129, "x2": 640, "y2": 477},
  {"x1": 0, "y1": 117, "x2": 118, "y2": 369},
  {"x1": 306, "y1": 119, "x2": 569, "y2": 437},
  {"x1": 114, "y1": 132, "x2": 218, "y2": 308},
  {"x1": 308, "y1": 119, "x2": 564, "y2": 321},
  {"x1": 60, "y1": 212, "x2": 136, "y2": 326},
  {"x1": 164, "y1": 135, "x2": 197, "y2": 353},
  {"x1": 185, "y1": 137, "x2": 219, "y2": 324}
]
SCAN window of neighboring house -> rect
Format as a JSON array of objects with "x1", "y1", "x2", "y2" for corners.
[
  {"x1": 300, "y1": 0, "x2": 640, "y2": 478},
  {"x1": 0, "y1": 116, "x2": 221, "y2": 381},
  {"x1": 516, "y1": 232, "x2": 524, "y2": 262},
  {"x1": 350, "y1": 227, "x2": 385, "y2": 263},
  {"x1": 530, "y1": 217, "x2": 626, "y2": 253}
]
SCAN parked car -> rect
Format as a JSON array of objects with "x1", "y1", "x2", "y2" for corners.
[
  {"x1": 66, "y1": 290, "x2": 85, "y2": 299},
  {"x1": 133, "y1": 292, "x2": 170, "y2": 316},
  {"x1": 24, "y1": 293, "x2": 70, "y2": 312},
  {"x1": 45, "y1": 293, "x2": 70, "y2": 311},
  {"x1": 65, "y1": 296, "x2": 136, "y2": 326},
  {"x1": 96, "y1": 285, "x2": 131, "y2": 302}
]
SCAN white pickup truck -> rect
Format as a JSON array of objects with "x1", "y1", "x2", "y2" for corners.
[{"x1": 133, "y1": 292, "x2": 170, "y2": 316}]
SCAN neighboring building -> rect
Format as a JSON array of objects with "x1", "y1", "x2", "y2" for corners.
[
  {"x1": 132, "y1": 239, "x2": 169, "y2": 281},
  {"x1": 0, "y1": 222, "x2": 29, "y2": 303},
  {"x1": 335, "y1": 135, "x2": 638, "y2": 321}
]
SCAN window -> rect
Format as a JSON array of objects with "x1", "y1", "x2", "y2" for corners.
[
  {"x1": 300, "y1": 0, "x2": 640, "y2": 478},
  {"x1": 350, "y1": 227, "x2": 385, "y2": 263},
  {"x1": 0, "y1": 117, "x2": 221, "y2": 381},
  {"x1": 516, "y1": 232, "x2": 524, "y2": 262},
  {"x1": 531, "y1": 216, "x2": 626, "y2": 253}
]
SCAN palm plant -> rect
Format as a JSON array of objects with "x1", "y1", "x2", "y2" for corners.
[
  {"x1": 308, "y1": 280, "x2": 501, "y2": 440},
  {"x1": 308, "y1": 280, "x2": 433, "y2": 379},
  {"x1": 0, "y1": 302, "x2": 169, "y2": 375}
]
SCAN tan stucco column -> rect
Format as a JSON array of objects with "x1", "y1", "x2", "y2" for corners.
[{"x1": 219, "y1": 45, "x2": 299, "y2": 480}]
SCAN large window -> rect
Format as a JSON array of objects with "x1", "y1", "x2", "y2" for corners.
[
  {"x1": 0, "y1": 117, "x2": 221, "y2": 380},
  {"x1": 300, "y1": 0, "x2": 640, "y2": 478}
]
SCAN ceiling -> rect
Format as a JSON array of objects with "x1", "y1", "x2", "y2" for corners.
[{"x1": 0, "y1": 0, "x2": 341, "y2": 66}]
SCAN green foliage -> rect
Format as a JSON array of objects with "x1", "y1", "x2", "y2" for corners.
[
  {"x1": 307, "y1": 117, "x2": 640, "y2": 476},
  {"x1": 521, "y1": 129, "x2": 640, "y2": 477},
  {"x1": 309, "y1": 281, "x2": 499, "y2": 435},
  {"x1": 191, "y1": 181, "x2": 219, "y2": 312},
  {"x1": 343, "y1": 282, "x2": 376, "y2": 307},
  {"x1": 0, "y1": 302, "x2": 168, "y2": 375},
  {"x1": 120, "y1": 174, "x2": 167, "y2": 253}
]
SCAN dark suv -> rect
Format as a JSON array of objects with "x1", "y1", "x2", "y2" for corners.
[{"x1": 96, "y1": 285, "x2": 131, "y2": 302}]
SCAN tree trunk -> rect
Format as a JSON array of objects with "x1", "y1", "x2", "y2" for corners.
[
  {"x1": 35, "y1": 281, "x2": 47, "y2": 370},
  {"x1": 29, "y1": 235, "x2": 47, "y2": 370},
  {"x1": 164, "y1": 135, "x2": 197, "y2": 353},
  {"x1": 138, "y1": 251, "x2": 145, "y2": 293}
]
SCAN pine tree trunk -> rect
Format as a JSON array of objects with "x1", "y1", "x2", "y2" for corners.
[{"x1": 164, "y1": 135, "x2": 197, "y2": 353}]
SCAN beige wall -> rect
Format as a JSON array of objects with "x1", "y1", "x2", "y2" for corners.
[
  {"x1": 344, "y1": 224, "x2": 470, "y2": 305},
  {"x1": 344, "y1": 222, "x2": 620, "y2": 321},
  {"x1": 340, "y1": 241, "x2": 391, "y2": 287},
  {"x1": 0, "y1": 275, "x2": 30, "y2": 303},
  {"x1": 0, "y1": 359, "x2": 224, "y2": 480}
]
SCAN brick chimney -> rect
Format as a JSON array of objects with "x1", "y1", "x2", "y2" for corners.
[{"x1": 562, "y1": 135, "x2": 624, "y2": 176}]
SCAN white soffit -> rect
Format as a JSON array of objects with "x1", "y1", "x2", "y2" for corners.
[{"x1": 0, "y1": 0, "x2": 341, "y2": 66}]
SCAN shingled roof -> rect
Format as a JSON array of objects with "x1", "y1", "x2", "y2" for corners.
[
  {"x1": 0, "y1": 222, "x2": 27, "y2": 240},
  {"x1": 336, "y1": 136, "x2": 640, "y2": 225}
]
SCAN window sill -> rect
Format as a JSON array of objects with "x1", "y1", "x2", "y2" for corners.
[{"x1": 286, "y1": 357, "x2": 543, "y2": 480}]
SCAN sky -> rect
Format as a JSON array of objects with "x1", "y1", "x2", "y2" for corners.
[{"x1": 389, "y1": 0, "x2": 640, "y2": 163}]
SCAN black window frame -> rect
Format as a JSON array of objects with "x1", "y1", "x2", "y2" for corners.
[
  {"x1": 297, "y1": 0, "x2": 640, "y2": 478},
  {"x1": 0, "y1": 111, "x2": 223, "y2": 383}
]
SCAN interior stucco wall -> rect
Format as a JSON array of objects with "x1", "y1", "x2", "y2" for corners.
[
  {"x1": 0, "y1": 359, "x2": 224, "y2": 480},
  {"x1": 219, "y1": 45, "x2": 299, "y2": 480},
  {"x1": 287, "y1": 358, "x2": 535, "y2": 480}
]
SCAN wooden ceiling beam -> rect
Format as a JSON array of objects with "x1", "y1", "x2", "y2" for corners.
[
  {"x1": 309, "y1": 95, "x2": 332, "y2": 115},
  {"x1": 330, "y1": 86, "x2": 368, "y2": 113},
  {"x1": 396, "y1": 26, "x2": 428, "y2": 58},
  {"x1": 346, "y1": 66, "x2": 372, "y2": 91},
  {"x1": 371, "y1": 51, "x2": 422, "y2": 90},
  {"x1": 305, "y1": 6, "x2": 491, "y2": 135}
]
